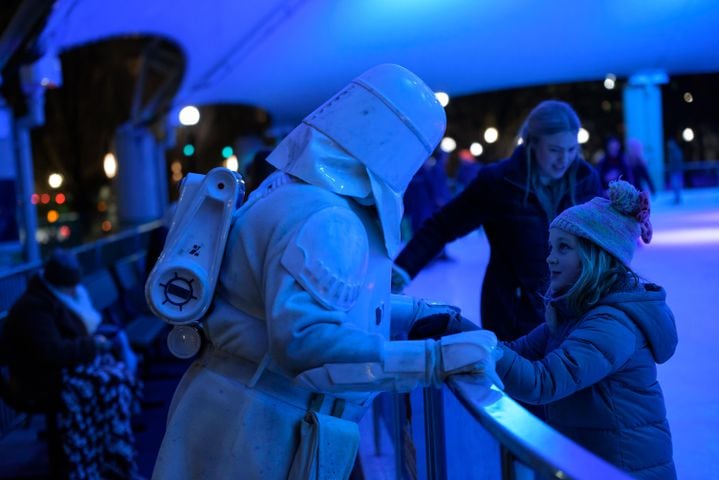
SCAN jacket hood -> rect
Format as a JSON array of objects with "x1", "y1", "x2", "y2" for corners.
[{"x1": 598, "y1": 283, "x2": 678, "y2": 363}]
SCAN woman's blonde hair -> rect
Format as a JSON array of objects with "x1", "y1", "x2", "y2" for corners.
[
  {"x1": 519, "y1": 100, "x2": 583, "y2": 214},
  {"x1": 561, "y1": 236, "x2": 639, "y2": 315},
  {"x1": 519, "y1": 100, "x2": 582, "y2": 146}
]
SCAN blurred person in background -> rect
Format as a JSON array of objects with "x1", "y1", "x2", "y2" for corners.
[
  {"x1": 596, "y1": 135, "x2": 632, "y2": 192},
  {"x1": 452, "y1": 148, "x2": 482, "y2": 195},
  {"x1": 2, "y1": 248, "x2": 139, "y2": 479},
  {"x1": 403, "y1": 146, "x2": 452, "y2": 258},
  {"x1": 626, "y1": 137, "x2": 656, "y2": 196},
  {"x1": 666, "y1": 137, "x2": 684, "y2": 205}
]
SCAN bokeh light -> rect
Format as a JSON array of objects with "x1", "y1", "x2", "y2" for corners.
[
  {"x1": 682, "y1": 128, "x2": 694, "y2": 142},
  {"x1": 604, "y1": 73, "x2": 616, "y2": 90},
  {"x1": 58, "y1": 225, "x2": 71, "y2": 239},
  {"x1": 178, "y1": 106, "x2": 200, "y2": 126},
  {"x1": 104, "y1": 153, "x2": 117, "y2": 178},
  {"x1": 225, "y1": 155, "x2": 239, "y2": 171},
  {"x1": 48, "y1": 173, "x2": 63, "y2": 189},
  {"x1": 484, "y1": 127, "x2": 498, "y2": 144},
  {"x1": 435, "y1": 92, "x2": 449, "y2": 107},
  {"x1": 440, "y1": 137, "x2": 457, "y2": 153},
  {"x1": 578, "y1": 128, "x2": 590, "y2": 144}
]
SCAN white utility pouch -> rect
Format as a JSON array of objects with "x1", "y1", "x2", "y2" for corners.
[{"x1": 287, "y1": 411, "x2": 360, "y2": 480}]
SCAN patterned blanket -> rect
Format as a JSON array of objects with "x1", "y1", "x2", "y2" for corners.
[{"x1": 58, "y1": 354, "x2": 141, "y2": 479}]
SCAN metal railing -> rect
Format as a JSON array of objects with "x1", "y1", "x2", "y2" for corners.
[{"x1": 377, "y1": 379, "x2": 633, "y2": 479}]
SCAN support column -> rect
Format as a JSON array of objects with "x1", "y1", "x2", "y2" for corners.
[
  {"x1": 0, "y1": 99, "x2": 26, "y2": 266},
  {"x1": 13, "y1": 118, "x2": 41, "y2": 263},
  {"x1": 622, "y1": 71, "x2": 668, "y2": 191},
  {"x1": 6, "y1": 86, "x2": 46, "y2": 265},
  {"x1": 115, "y1": 125, "x2": 168, "y2": 225}
]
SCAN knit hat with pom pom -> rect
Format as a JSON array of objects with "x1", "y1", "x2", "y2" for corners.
[{"x1": 550, "y1": 180, "x2": 653, "y2": 266}]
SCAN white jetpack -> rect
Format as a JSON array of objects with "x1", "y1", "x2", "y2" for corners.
[{"x1": 145, "y1": 167, "x2": 245, "y2": 358}]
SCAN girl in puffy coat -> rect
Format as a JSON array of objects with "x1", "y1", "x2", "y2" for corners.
[{"x1": 496, "y1": 180, "x2": 677, "y2": 479}]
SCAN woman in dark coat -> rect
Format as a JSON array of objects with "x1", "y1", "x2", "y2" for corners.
[
  {"x1": 393, "y1": 100, "x2": 602, "y2": 341},
  {"x1": 3, "y1": 249, "x2": 139, "y2": 479},
  {"x1": 4, "y1": 250, "x2": 110, "y2": 410}
]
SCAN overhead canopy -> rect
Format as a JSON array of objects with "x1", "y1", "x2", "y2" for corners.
[{"x1": 38, "y1": 0, "x2": 719, "y2": 124}]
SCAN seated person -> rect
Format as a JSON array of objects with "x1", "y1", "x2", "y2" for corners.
[{"x1": 3, "y1": 248, "x2": 139, "y2": 479}]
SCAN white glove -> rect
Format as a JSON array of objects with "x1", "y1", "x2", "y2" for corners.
[
  {"x1": 435, "y1": 330, "x2": 503, "y2": 388},
  {"x1": 383, "y1": 329, "x2": 502, "y2": 390}
]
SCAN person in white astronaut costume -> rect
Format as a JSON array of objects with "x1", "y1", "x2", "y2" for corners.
[{"x1": 151, "y1": 64, "x2": 500, "y2": 480}]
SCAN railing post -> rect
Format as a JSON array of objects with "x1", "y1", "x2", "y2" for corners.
[
  {"x1": 391, "y1": 393, "x2": 405, "y2": 479},
  {"x1": 423, "y1": 387, "x2": 447, "y2": 480},
  {"x1": 501, "y1": 445, "x2": 537, "y2": 480},
  {"x1": 501, "y1": 445, "x2": 516, "y2": 480}
]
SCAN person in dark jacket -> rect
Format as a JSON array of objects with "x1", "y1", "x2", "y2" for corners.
[
  {"x1": 4, "y1": 249, "x2": 116, "y2": 410},
  {"x1": 403, "y1": 146, "x2": 452, "y2": 238},
  {"x1": 393, "y1": 100, "x2": 602, "y2": 341},
  {"x1": 597, "y1": 135, "x2": 632, "y2": 192},
  {"x1": 626, "y1": 137, "x2": 656, "y2": 195},
  {"x1": 496, "y1": 180, "x2": 676, "y2": 479},
  {"x1": 3, "y1": 248, "x2": 139, "y2": 479}
]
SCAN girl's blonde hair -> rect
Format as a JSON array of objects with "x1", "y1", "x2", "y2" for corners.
[{"x1": 561, "y1": 236, "x2": 639, "y2": 315}]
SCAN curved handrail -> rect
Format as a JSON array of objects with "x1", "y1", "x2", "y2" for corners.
[
  {"x1": 71, "y1": 220, "x2": 164, "y2": 273},
  {"x1": 446, "y1": 377, "x2": 633, "y2": 480},
  {"x1": 0, "y1": 220, "x2": 164, "y2": 311}
]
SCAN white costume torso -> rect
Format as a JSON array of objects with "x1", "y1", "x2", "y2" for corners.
[
  {"x1": 210, "y1": 174, "x2": 392, "y2": 373},
  {"x1": 152, "y1": 173, "x2": 392, "y2": 479}
]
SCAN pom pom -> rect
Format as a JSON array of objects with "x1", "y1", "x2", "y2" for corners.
[
  {"x1": 608, "y1": 180, "x2": 652, "y2": 244},
  {"x1": 608, "y1": 180, "x2": 640, "y2": 215}
]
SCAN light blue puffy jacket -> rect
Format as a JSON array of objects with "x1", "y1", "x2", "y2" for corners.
[{"x1": 496, "y1": 282, "x2": 677, "y2": 479}]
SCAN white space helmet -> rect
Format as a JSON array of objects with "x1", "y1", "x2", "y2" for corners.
[{"x1": 266, "y1": 63, "x2": 446, "y2": 257}]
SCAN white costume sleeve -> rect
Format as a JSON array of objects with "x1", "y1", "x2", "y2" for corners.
[
  {"x1": 265, "y1": 206, "x2": 498, "y2": 393},
  {"x1": 295, "y1": 330, "x2": 499, "y2": 393}
]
